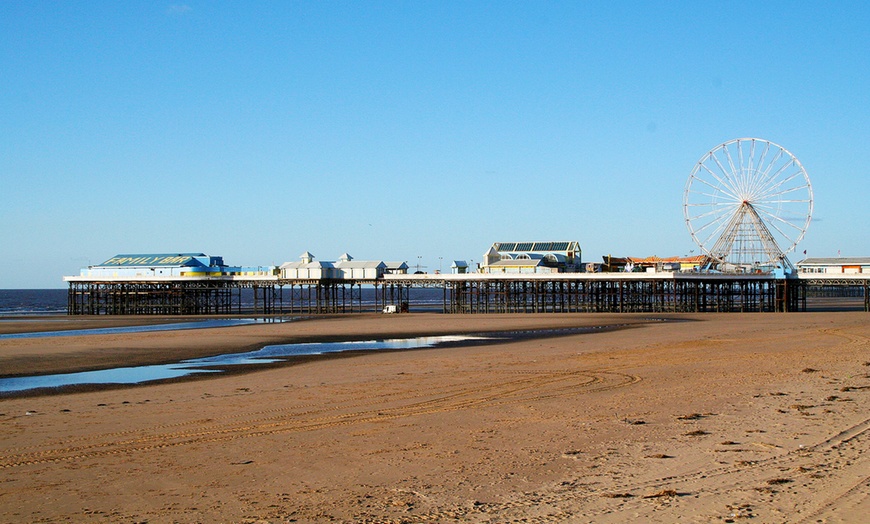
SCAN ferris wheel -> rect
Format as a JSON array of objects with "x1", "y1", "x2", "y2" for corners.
[{"x1": 683, "y1": 138, "x2": 813, "y2": 270}]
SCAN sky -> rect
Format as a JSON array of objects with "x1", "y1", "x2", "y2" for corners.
[{"x1": 2, "y1": 1, "x2": 869, "y2": 288}]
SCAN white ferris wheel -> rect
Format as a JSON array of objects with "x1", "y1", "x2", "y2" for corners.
[{"x1": 683, "y1": 138, "x2": 813, "y2": 271}]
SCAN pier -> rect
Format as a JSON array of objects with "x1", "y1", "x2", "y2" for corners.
[{"x1": 64, "y1": 272, "x2": 869, "y2": 315}]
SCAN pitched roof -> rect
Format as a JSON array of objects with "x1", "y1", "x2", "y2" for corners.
[
  {"x1": 280, "y1": 260, "x2": 334, "y2": 269},
  {"x1": 492, "y1": 241, "x2": 579, "y2": 253},
  {"x1": 334, "y1": 260, "x2": 385, "y2": 269}
]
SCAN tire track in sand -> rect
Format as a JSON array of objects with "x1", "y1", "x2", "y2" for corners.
[
  {"x1": 0, "y1": 369, "x2": 639, "y2": 469},
  {"x1": 352, "y1": 326, "x2": 870, "y2": 523}
]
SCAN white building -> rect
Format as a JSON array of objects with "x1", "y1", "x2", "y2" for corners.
[
  {"x1": 279, "y1": 252, "x2": 392, "y2": 280},
  {"x1": 279, "y1": 252, "x2": 337, "y2": 280},
  {"x1": 796, "y1": 257, "x2": 870, "y2": 274},
  {"x1": 333, "y1": 253, "x2": 386, "y2": 280},
  {"x1": 384, "y1": 262, "x2": 410, "y2": 275}
]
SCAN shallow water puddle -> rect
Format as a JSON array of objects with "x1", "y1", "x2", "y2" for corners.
[{"x1": 0, "y1": 335, "x2": 489, "y2": 393}]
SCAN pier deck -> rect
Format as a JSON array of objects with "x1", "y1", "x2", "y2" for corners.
[{"x1": 64, "y1": 272, "x2": 869, "y2": 315}]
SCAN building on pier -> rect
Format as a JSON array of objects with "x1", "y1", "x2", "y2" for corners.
[
  {"x1": 67, "y1": 252, "x2": 275, "y2": 315},
  {"x1": 797, "y1": 257, "x2": 870, "y2": 274},
  {"x1": 334, "y1": 253, "x2": 386, "y2": 280},
  {"x1": 480, "y1": 241, "x2": 581, "y2": 274},
  {"x1": 451, "y1": 260, "x2": 469, "y2": 274},
  {"x1": 279, "y1": 252, "x2": 400, "y2": 280},
  {"x1": 279, "y1": 252, "x2": 336, "y2": 279},
  {"x1": 603, "y1": 255, "x2": 707, "y2": 273},
  {"x1": 77, "y1": 253, "x2": 277, "y2": 279},
  {"x1": 384, "y1": 261, "x2": 410, "y2": 275},
  {"x1": 78, "y1": 253, "x2": 224, "y2": 278}
]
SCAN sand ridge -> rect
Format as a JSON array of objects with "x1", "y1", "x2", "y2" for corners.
[{"x1": 0, "y1": 312, "x2": 868, "y2": 522}]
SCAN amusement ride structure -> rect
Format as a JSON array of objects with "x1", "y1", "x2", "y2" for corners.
[{"x1": 683, "y1": 138, "x2": 813, "y2": 272}]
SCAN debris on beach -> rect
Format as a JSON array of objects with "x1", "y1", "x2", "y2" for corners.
[
  {"x1": 766, "y1": 478, "x2": 793, "y2": 485},
  {"x1": 644, "y1": 453, "x2": 673, "y2": 459},
  {"x1": 642, "y1": 489, "x2": 679, "y2": 499},
  {"x1": 601, "y1": 492, "x2": 633, "y2": 498}
]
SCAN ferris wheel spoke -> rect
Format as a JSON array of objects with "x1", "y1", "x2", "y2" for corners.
[
  {"x1": 764, "y1": 217, "x2": 801, "y2": 249},
  {"x1": 747, "y1": 151, "x2": 777, "y2": 198},
  {"x1": 735, "y1": 143, "x2": 752, "y2": 195},
  {"x1": 697, "y1": 164, "x2": 741, "y2": 200},
  {"x1": 686, "y1": 187, "x2": 743, "y2": 204},
  {"x1": 745, "y1": 140, "x2": 763, "y2": 196},
  {"x1": 755, "y1": 199, "x2": 811, "y2": 209},
  {"x1": 688, "y1": 205, "x2": 740, "y2": 225},
  {"x1": 754, "y1": 207, "x2": 804, "y2": 234},
  {"x1": 694, "y1": 220, "x2": 738, "y2": 242},
  {"x1": 751, "y1": 149, "x2": 787, "y2": 195},
  {"x1": 770, "y1": 170, "x2": 808, "y2": 199},
  {"x1": 753, "y1": 178, "x2": 805, "y2": 202},
  {"x1": 686, "y1": 196, "x2": 740, "y2": 211},
  {"x1": 747, "y1": 140, "x2": 755, "y2": 178},
  {"x1": 709, "y1": 153, "x2": 741, "y2": 195},
  {"x1": 737, "y1": 141, "x2": 748, "y2": 194},
  {"x1": 754, "y1": 212, "x2": 806, "y2": 252},
  {"x1": 685, "y1": 204, "x2": 740, "y2": 218},
  {"x1": 721, "y1": 146, "x2": 743, "y2": 194},
  {"x1": 753, "y1": 196, "x2": 810, "y2": 212},
  {"x1": 762, "y1": 166, "x2": 809, "y2": 192},
  {"x1": 751, "y1": 205, "x2": 806, "y2": 225},
  {"x1": 755, "y1": 154, "x2": 791, "y2": 193},
  {"x1": 750, "y1": 140, "x2": 773, "y2": 193},
  {"x1": 692, "y1": 213, "x2": 730, "y2": 241}
]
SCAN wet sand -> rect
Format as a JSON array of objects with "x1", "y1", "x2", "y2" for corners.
[{"x1": 1, "y1": 312, "x2": 868, "y2": 522}]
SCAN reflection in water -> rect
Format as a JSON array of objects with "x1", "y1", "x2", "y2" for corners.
[{"x1": 0, "y1": 335, "x2": 488, "y2": 393}]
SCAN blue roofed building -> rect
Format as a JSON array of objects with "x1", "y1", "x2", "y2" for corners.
[{"x1": 78, "y1": 253, "x2": 228, "y2": 278}]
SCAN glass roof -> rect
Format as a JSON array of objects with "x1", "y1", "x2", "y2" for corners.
[{"x1": 493, "y1": 242, "x2": 577, "y2": 253}]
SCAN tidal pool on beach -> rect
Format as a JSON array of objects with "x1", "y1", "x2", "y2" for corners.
[{"x1": 0, "y1": 335, "x2": 490, "y2": 393}]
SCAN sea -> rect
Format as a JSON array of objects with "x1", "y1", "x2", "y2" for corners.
[
  {"x1": 0, "y1": 289, "x2": 69, "y2": 315},
  {"x1": 0, "y1": 288, "x2": 446, "y2": 316}
]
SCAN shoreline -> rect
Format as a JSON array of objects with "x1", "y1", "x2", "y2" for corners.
[
  {"x1": 0, "y1": 321, "x2": 648, "y2": 398},
  {"x1": 1, "y1": 311, "x2": 868, "y2": 522},
  {"x1": 0, "y1": 313, "x2": 668, "y2": 378}
]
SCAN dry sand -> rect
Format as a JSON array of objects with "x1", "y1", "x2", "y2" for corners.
[{"x1": 1, "y1": 312, "x2": 868, "y2": 523}]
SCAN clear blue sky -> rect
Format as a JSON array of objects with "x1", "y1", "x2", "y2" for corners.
[{"x1": 2, "y1": 1, "x2": 868, "y2": 288}]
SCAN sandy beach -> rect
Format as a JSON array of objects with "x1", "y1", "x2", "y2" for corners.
[{"x1": 1, "y1": 312, "x2": 868, "y2": 523}]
